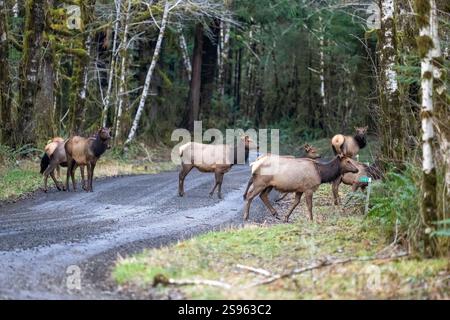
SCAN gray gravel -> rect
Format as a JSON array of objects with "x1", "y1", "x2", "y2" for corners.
[{"x1": 0, "y1": 165, "x2": 275, "y2": 299}]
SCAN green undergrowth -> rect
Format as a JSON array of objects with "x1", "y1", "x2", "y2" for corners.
[{"x1": 113, "y1": 184, "x2": 449, "y2": 300}]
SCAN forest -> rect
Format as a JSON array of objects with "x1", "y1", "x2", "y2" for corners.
[{"x1": 0, "y1": 0, "x2": 449, "y2": 300}]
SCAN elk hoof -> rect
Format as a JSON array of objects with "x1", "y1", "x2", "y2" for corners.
[
  {"x1": 218, "y1": 194, "x2": 223, "y2": 199},
  {"x1": 283, "y1": 216, "x2": 290, "y2": 223},
  {"x1": 43, "y1": 189, "x2": 48, "y2": 193},
  {"x1": 178, "y1": 192, "x2": 184, "y2": 197}
]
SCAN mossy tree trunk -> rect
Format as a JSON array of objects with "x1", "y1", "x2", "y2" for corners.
[
  {"x1": 187, "y1": 23, "x2": 203, "y2": 131},
  {"x1": 378, "y1": 0, "x2": 404, "y2": 165},
  {"x1": 0, "y1": 0, "x2": 13, "y2": 145},
  {"x1": 415, "y1": 0, "x2": 439, "y2": 256},
  {"x1": 17, "y1": 0, "x2": 47, "y2": 146},
  {"x1": 69, "y1": 0, "x2": 95, "y2": 135},
  {"x1": 34, "y1": 0, "x2": 56, "y2": 143},
  {"x1": 200, "y1": 18, "x2": 220, "y2": 120},
  {"x1": 430, "y1": 0, "x2": 449, "y2": 222}
]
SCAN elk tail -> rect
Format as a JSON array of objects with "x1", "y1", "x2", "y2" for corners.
[{"x1": 40, "y1": 153, "x2": 50, "y2": 175}]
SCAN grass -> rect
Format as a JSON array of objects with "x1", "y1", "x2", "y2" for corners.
[
  {"x1": 0, "y1": 144, "x2": 177, "y2": 202},
  {"x1": 112, "y1": 184, "x2": 449, "y2": 300}
]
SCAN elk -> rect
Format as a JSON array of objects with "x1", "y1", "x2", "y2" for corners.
[
  {"x1": 178, "y1": 136, "x2": 253, "y2": 199},
  {"x1": 243, "y1": 155, "x2": 359, "y2": 222},
  {"x1": 242, "y1": 143, "x2": 322, "y2": 201},
  {"x1": 331, "y1": 126, "x2": 368, "y2": 158},
  {"x1": 332, "y1": 160, "x2": 383, "y2": 205},
  {"x1": 65, "y1": 127, "x2": 112, "y2": 192}
]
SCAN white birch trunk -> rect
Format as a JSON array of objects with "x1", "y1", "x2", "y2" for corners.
[
  {"x1": 319, "y1": 16, "x2": 326, "y2": 111},
  {"x1": 114, "y1": 0, "x2": 131, "y2": 141},
  {"x1": 102, "y1": 0, "x2": 122, "y2": 127},
  {"x1": 80, "y1": 35, "x2": 92, "y2": 102},
  {"x1": 429, "y1": 0, "x2": 450, "y2": 198},
  {"x1": 380, "y1": 0, "x2": 398, "y2": 97},
  {"x1": 125, "y1": 0, "x2": 170, "y2": 144},
  {"x1": 420, "y1": 1, "x2": 435, "y2": 174},
  {"x1": 218, "y1": 21, "x2": 230, "y2": 97},
  {"x1": 177, "y1": 25, "x2": 191, "y2": 81}
]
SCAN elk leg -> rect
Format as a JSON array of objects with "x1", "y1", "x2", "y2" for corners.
[
  {"x1": 215, "y1": 172, "x2": 224, "y2": 199},
  {"x1": 260, "y1": 187, "x2": 278, "y2": 218},
  {"x1": 43, "y1": 161, "x2": 59, "y2": 192},
  {"x1": 71, "y1": 162, "x2": 79, "y2": 191},
  {"x1": 275, "y1": 192, "x2": 289, "y2": 202},
  {"x1": 49, "y1": 172, "x2": 62, "y2": 191},
  {"x1": 305, "y1": 190, "x2": 314, "y2": 221},
  {"x1": 243, "y1": 176, "x2": 253, "y2": 200},
  {"x1": 66, "y1": 157, "x2": 74, "y2": 191},
  {"x1": 80, "y1": 166, "x2": 87, "y2": 191},
  {"x1": 284, "y1": 192, "x2": 303, "y2": 223},
  {"x1": 178, "y1": 164, "x2": 193, "y2": 197},
  {"x1": 332, "y1": 176, "x2": 342, "y2": 205},
  {"x1": 56, "y1": 165, "x2": 60, "y2": 180},
  {"x1": 243, "y1": 184, "x2": 267, "y2": 221},
  {"x1": 89, "y1": 162, "x2": 96, "y2": 192}
]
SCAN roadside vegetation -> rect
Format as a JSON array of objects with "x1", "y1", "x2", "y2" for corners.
[{"x1": 113, "y1": 184, "x2": 449, "y2": 299}]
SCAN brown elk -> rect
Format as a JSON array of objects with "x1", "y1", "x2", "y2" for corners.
[
  {"x1": 40, "y1": 137, "x2": 86, "y2": 192},
  {"x1": 65, "y1": 127, "x2": 112, "y2": 192},
  {"x1": 243, "y1": 155, "x2": 359, "y2": 222},
  {"x1": 178, "y1": 136, "x2": 253, "y2": 199},
  {"x1": 242, "y1": 143, "x2": 322, "y2": 201},
  {"x1": 332, "y1": 160, "x2": 383, "y2": 205},
  {"x1": 331, "y1": 126, "x2": 368, "y2": 158}
]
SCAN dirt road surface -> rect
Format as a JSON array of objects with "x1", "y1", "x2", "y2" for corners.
[{"x1": 0, "y1": 165, "x2": 271, "y2": 299}]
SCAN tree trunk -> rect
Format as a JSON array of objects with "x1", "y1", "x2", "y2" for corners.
[
  {"x1": 102, "y1": 0, "x2": 122, "y2": 127},
  {"x1": 114, "y1": 0, "x2": 131, "y2": 143},
  {"x1": 429, "y1": 0, "x2": 449, "y2": 220},
  {"x1": 415, "y1": 0, "x2": 438, "y2": 256},
  {"x1": 69, "y1": 0, "x2": 96, "y2": 135},
  {"x1": 378, "y1": 0, "x2": 404, "y2": 163},
  {"x1": 17, "y1": 0, "x2": 46, "y2": 145},
  {"x1": 218, "y1": 20, "x2": 230, "y2": 98},
  {"x1": 125, "y1": 0, "x2": 170, "y2": 144},
  {"x1": 34, "y1": 0, "x2": 56, "y2": 143},
  {"x1": 177, "y1": 26, "x2": 191, "y2": 81},
  {"x1": 0, "y1": 0, "x2": 12, "y2": 145},
  {"x1": 186, "y1": 23, "x2": 203, "y2": 131},
  {"x1": 319, "y1": 16, "x2": 327, "y2": 130},
  {"x1": 200, "y1": 18, "x2": 220, "y2": 120}
]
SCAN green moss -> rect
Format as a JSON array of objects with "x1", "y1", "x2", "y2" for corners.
[
  {"x1": 423, "y1": 70, "x2": 433, "y2": 79},
  {"x1": 416, "y1": 35, "x2": 434, "y2": 58},
  {"x1": 414, "y1": 0, "x2": 431, "y2": 28}
]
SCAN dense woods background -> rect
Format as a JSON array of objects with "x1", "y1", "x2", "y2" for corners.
[{"x1": 0, "y1": 0, "x2": 449, "y2": 255}]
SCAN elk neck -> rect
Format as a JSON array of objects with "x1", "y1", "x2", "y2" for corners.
[{"x1": 315, "y1": 156, "x2": 341, "y2": 183}]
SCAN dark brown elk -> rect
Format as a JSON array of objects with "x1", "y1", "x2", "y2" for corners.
[
  {"x1": 243, "y1": 155, "x2": 359, "y2": 222},
  {"x1": 65, "y1": 127, "x2": 112, "y2": 192},
  {"x1": 178, "y1": 136, "x2": 253, "y2": 199},
  {"x1": 331, "y1": 126, "x2": 368, "y2": 158},
  {"x1": 242, "y1": 143, "x2": 322, "y2": 201},
  {"x1": 40, "y1": 137, "x2": 86, "y2": 192},
  {"x1": 332, "y1": 160, "x2": 383, "y2": 205}
]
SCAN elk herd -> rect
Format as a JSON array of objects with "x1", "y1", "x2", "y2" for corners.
[
  {"x1": 40, "y1": 125, "x2": 381, "y2": 223},
  {"x1": 178, "y1": 126, "x2": 382, "y2": 222}
]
